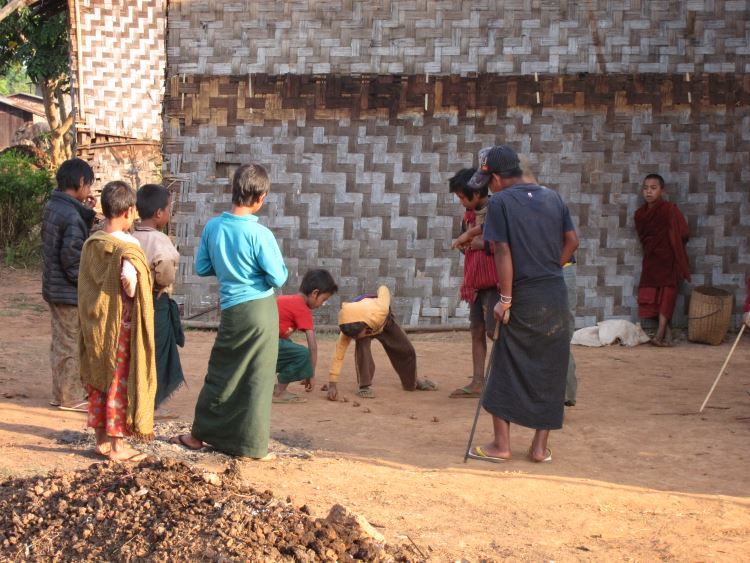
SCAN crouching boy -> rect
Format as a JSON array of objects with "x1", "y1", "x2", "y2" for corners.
[{"x1": 274, "y1": 269, "x2": 338, "y2": 403}]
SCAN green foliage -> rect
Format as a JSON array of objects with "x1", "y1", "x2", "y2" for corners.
[
  {"x1": 0, "y1": 149, "x2": 53, "y2": 265},
  {"x1": 0, "y1": 62, "x2": 32, "y2": 95},
  {"x1": 0, "y1": 5, "x2": 69, "y2": 86}
]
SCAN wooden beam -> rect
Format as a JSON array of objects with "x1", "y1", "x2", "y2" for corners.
[{"x1": 0, "y1": 0, "x2": 34, "y2": 25}]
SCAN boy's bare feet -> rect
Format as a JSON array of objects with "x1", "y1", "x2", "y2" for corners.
[
  {"x1": 169, "y1": 434, "x2": 206, "y2": 451},
  {"x1": 108, "y1": 444, "x2": 147, "y2": 462}
]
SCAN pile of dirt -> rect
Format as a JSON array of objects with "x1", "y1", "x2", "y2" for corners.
[{"x1": 0, "y1": 458, "x2": 418, "y2": 562}]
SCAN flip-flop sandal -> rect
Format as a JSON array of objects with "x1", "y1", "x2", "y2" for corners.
[
  {"x1": 467, "y1": 446, "x2": 511, "y2": 463},
  {"x1": 169, "y1": 434, "x2": 206, "y2": 451},
  {"x1": 528, "y1": 447, "x2": 552, "y2": 463},
  {"x1": 449, "y1": 386, "x2": 481, "y2": 398},
  {"x1": 58, "y1": 401, "x2": 88, "y2": 413},
  {"x1": 272, "y1": 392, "x2": 307, "y2": 404},
  {"x1": 356, "y1": 387, "x2": 376, "y2": 399},
  {"x1": 415, "y1": 379, "x2": 438, "y2": 391}
]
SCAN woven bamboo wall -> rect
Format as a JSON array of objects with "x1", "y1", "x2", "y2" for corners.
[
  {"x1": 76, "y1": 138, "x2": 162, "y2": 195},
  {"x1": 68, "y1": 0, "x2": 166, "y2": 141},
  {"x1": 164, "y1": 1, "x2": 750, "y2": 327}
]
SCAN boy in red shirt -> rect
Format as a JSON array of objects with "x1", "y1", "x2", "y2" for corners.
[{"x1": 274, "y1": 269, "x2": 338, "y2": 403}]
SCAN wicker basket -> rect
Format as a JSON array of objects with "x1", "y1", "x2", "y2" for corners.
[{"x1": 687, "y1": 286, "x2": 734, "y2": 345}]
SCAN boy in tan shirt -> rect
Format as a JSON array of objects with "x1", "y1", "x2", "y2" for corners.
[{"x1": 133, "y1": 184, "x2": 185, "y2": 408}]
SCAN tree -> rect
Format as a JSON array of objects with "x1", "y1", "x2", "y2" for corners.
[
  {"x1": 0, "y1": 62, "x2": 33, "y2": 95},
  {"x1": 0, "y1": 2, "x2": 72, "y2": 165}
]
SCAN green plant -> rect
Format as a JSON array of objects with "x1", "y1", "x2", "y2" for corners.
[{"x1": 0, "y1": 149, "x2": 53, "y2": 261}]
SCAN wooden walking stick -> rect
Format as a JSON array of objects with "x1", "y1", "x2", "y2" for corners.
[
  {"x1": 699, "y1": 324, "x2": 746, "y2": 413},
  {"x1": 463, "y1": 308, "x2": 510, "y2": 463}
]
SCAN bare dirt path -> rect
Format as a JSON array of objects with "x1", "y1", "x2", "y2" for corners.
[{"x1": 1, "y1": 267, "x2": 748, "y2": 561}]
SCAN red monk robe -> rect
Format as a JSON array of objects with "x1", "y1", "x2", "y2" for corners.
[{"x1": 635, "y1": 199, "x2": 690, "y2": 320}]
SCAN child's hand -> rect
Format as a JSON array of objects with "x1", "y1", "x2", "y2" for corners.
[
  {"x1": 84, "y1": 195, "x2": 97, "y2": 209},
  {"x1": 468, "y1": 237, "x2": 485, "y2": 251},
  {"x1": 303, "y1": 377, "x2": 315, "y2": 392},
  {"x1": 326, "y1": 382, "x2": 338, "y2": 401},
  {"x1": 451, "y1": 232, "x2": 471, "y2": 249}
]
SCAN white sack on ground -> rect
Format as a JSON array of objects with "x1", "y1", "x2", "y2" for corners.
[{"x1": 572, "y1": 320, "x2": 650, "y2": 347}]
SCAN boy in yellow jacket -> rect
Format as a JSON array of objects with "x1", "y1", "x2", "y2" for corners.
[{"x1": 326, "y1": 286, "x2": 437, "y2": 400}]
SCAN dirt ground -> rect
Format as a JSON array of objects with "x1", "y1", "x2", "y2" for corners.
[{"x1": 1, "y1": 266, "x2": 749, "y2": 562}]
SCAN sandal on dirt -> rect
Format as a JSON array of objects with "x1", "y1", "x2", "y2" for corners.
[
  {"x1": 58, "y1": 401, "x2": 88, "y2": 413},
  {"x1": 272, "y1": 391, "x2": 307, "y2": 404},
  {"x1": 356, "y1": 387, "x2": 376, "y2": 399},
  {"x1": 169, "y1": 434, "x2": 206, "y2": 451},
  {"x1": 449, "y1": 385, "x2": 481, "y2": 398},
  {"x1": 415, "y1": 379, "x2": 438, "y2": 391},
  {"x1": 528, "y1": 447, "x2": 552, "y2": 463},
  {"x1": 650, "y1": 338, "x2": 673, "y2": 348},
  {"x1": 467, "y1": 446, "x2": 511, "y2": 463}
]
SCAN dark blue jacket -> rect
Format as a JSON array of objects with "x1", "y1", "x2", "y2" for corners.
[{"x1": 41, "y1": 191, "x2": 96, "y2": 305}]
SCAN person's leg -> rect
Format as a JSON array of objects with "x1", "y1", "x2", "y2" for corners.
[
  {"x1": 376, "y1": 313, "x2": 418, "y2": 391},
  {"x1": 86, "y1": 384, "x2": 109, "y2": 456},
  {"x1": 104, "y1": 320, "x2": 145, "y2": 461},
  {"x1": 529, "y1": 429, "x2": 551, "y2": 462},
  {"x1": 452, "y1": 294, "x2": 488, "y2": 397},
  {"x1": 354, "y1": 335, "x2": 376, "y2": 390},
  {"x1": 49, "y1": 303, "x2": 86, "y2": 407},
  {"x1": 653, "y1": 286, "x2": 678, "y2": 346},
  {"x1": 563, "y1": 264, "x2": 578, "y2": 405},
  {"x1": 475, "y1": 415, "x2": 512, "y2": 459},
  {"x1": 274, "y1": 339, "x2": 312, "y2": 400}
]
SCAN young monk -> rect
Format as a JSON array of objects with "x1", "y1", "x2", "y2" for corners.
[
  {"x1": 635, "y1": 174, "x2": 690, "y2": 347},
  {"x1": 78, "y1": 181, "x2": 156, "y2": 462}
]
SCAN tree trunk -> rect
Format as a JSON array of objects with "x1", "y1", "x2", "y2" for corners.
[{"x1": 40, "y1": 77, "x2": 73, "y2": 166}]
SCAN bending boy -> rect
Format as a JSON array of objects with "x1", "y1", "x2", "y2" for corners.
[
  {"x1": 326, "y1": 286, "x2": 437, "y2": 400},
  {"x1": 274, "y1": 269, "x2": 338, "y2": 403}
]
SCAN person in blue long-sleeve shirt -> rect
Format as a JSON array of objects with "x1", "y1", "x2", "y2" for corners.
[{"x1": 171, "y1": 164, "x2": 288, "y2": 459}]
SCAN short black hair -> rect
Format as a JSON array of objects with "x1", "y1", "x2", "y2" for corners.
[
  {"x1": 56, "y1": 158, "x2": 94, "y2": 191},
  {"x1": 136, "y1": 184, "x2": 171, "y2": 219},
  {"x1": 299, "y1": 269, "x2": 338, "y2": 295},
  {"x1": 232, "y1": 164, "x2": 270, "y2": 206},
  {"x1": 449, "y1": 168, "x2": 486, "y2": 199},
  {"x1": 101, "y1": 180, "x2": 136, "y2": 219},
  {"x1": 644, "y1": 174, "x2": 665, "y2": 189},
  {"x1": 340, "y1": 321, "x2": 368, "y2": 338}
]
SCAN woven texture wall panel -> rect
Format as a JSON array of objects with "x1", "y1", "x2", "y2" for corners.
[
  {"x1": 164, "y1": 73, "x2": 750, "y2": 327},
  {"x1": 69, "y1": 0, "x2": 166, "y2": 140},
  {"x1": 167, "y1": 0, "x2": 750, "y2": 76}
]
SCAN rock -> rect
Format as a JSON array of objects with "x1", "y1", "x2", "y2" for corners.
[{"x1": 325, "y1": 503, "x2": 386, "y2": 542}]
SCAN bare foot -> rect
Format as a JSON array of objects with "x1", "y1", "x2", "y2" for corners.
[
  {"x1": 249, "y1": 452, "x2": 277, "y2": 462},
  {"x1": 108, "y1": 445, "x2": 147, "y2": 462},
  {"x1": 169, "y1": 434, "x2": 205, "y2": 451},
  {"x1": 94, "y1": 443, "x2": 111, "y2": 457}
]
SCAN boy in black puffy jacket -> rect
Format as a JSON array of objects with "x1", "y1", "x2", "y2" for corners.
[{"x1": 41, "y1": 158, "x2": 97, "y2": 411}]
